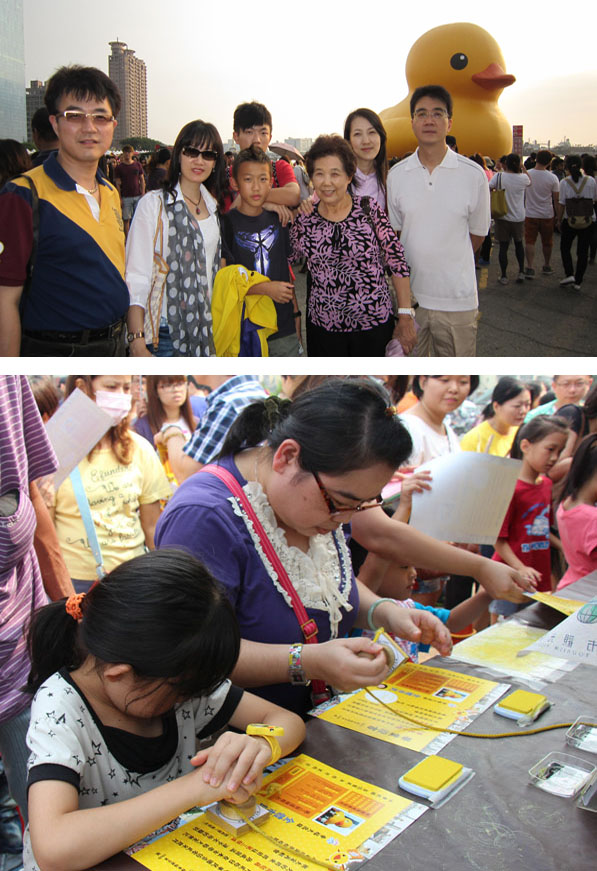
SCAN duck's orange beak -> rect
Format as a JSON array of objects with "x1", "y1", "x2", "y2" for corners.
[{"x1": 472, "y1": 63, "x2": 516, "y2": 90}]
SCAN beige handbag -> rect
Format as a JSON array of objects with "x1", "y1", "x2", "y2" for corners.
[{"x1": 143, "y1": 196, "x2": 169, "y2": 348}]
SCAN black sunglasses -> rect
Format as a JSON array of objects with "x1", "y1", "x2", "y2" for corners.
[{"x1": 181, "y1": 146, "x2": 218, "y2": 161}]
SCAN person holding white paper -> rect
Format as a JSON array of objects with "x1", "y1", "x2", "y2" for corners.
[
  {"x1": 52, "y1": 376, "x2": 171, "y2": 592},
  {"x1": 397, "y1": 374, "x2": 478, "y2": 605}
]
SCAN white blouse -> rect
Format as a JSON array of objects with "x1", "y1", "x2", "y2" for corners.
[{"x1": 125, "y1": 182, "x2": 220, "y2": 312}]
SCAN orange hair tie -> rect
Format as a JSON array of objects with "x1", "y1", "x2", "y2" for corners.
[
  {"x1": 65, "y1": 593, "x2": 85, "y2": 622},
  {"x1": 386, "y1": 405, "x2": 397, "y2": 418}
]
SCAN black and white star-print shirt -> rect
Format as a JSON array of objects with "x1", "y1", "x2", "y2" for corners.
[{"x1": 23, "y1": 668, "x2": 242, "y2": 870}]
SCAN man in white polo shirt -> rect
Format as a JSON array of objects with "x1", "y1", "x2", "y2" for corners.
[{"x1": 387, "y1": 85, "x2": 490, "y2": 356}]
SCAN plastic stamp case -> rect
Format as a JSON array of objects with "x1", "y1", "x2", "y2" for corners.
[
  {"x1": 565, "y1": 716, "x2": 597, "y2": 754},
  {"x1": 529, "y1": 751, "x2": 596, "y2": 798}
]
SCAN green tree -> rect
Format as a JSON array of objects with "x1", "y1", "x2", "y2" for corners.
[{"x1": 120, "y1": 136, "x2": 164, "y2": 152}]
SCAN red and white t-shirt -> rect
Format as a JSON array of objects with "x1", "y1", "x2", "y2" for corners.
[{"x1": 492, "y1": 476, "x2": 553, "y2": 591}]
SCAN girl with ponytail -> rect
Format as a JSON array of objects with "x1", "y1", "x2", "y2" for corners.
[{"x1": 24, "y1": 549, "x2": 304, "y2": 871}]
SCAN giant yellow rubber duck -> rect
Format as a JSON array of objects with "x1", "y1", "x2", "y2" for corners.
[{"x1": 380, "y1": 22, "x2": 516, "y2": 159}]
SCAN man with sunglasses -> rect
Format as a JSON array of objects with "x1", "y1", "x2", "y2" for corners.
[{"x1": 0, "y1": 66, "x2": 128, "y2": 356}]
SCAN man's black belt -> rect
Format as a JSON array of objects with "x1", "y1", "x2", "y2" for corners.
[{"x1": 23, "y1": 317, "x2": 126, "y2": 344}]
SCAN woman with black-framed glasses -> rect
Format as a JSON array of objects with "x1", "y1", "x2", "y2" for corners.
[
  {"x1": 155, "y1": 379, "x2": 453, "y2": 715},
  {"x1": 125, "y1": 120, "x2": 226, "y2": 356}
]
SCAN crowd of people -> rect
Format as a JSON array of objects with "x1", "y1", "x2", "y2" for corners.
[
  {"x1": 1, "y1": 372, "x2": 596, "y2": 870},
  {"x1": 1, "y1": 66, "x2": 595, "y2": 357}
]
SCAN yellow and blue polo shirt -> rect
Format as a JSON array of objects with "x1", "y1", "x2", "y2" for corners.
[{"x1": 0, "y1": 154, "x2": 129, "y2": 330}]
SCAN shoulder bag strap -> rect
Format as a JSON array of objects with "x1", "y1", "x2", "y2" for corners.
[
  {"x1": 201, "y1": 463, "x2": 329, "y2": 700},
  {"x1": 202, "y1": 464, "x2": 318, "y2": 640},
  {"x1": 566, "y1": 176, "x2": 587, "y2": 197},
  {"x1": 69, "y1": 467, "x2": 106, "y2": 581}
]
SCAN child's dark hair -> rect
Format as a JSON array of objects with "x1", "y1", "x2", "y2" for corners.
[
  {"x1": 26, "y1": 550, "x2": 240, "y2": 699},
  {"x1": 232, "y1": 144, "x2": 271, "y2": 181},
  {"x1": 482, "y1": 376, "x2": 527, "y2": 420},
  {"x1": 509, "y1": 415, "x2": 569, "y2": 460},
  {"x1": 219, "y1": 379, "x2": 413, "y2": 474},
  {"x1": 233, "y1": 101, "x2": 272, "y2": 133},
  {"x1": 558, "y1": 434, "x2": 597, "y2": 504},
  {"x1": 44, "y1": 65, "x2": 121, "y2": 117}
]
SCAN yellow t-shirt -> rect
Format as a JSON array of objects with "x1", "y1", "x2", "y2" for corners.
[
  {"x1": 54, "y1": 431, "x2": 171, "y2": 579},
  {"x1": 460, "y1": 419, "x2": 516, "y2": 457}
]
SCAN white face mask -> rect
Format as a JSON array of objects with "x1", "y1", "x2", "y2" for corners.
[{"x1": 95, "y1": 390, "x2": 132, "y2": 425}]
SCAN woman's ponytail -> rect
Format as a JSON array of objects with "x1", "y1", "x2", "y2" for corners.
[{"x1": 219, "y1": 396, "x2": 292, "y2": 456}]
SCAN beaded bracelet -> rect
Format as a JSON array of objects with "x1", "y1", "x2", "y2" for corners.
[{"x1": 367, "y1": 598, "x2": 396, "y2": 631}]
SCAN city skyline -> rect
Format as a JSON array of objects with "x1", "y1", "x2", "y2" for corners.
[{"x1": 21, "y1": 0, "x2": 597, "y2": 149}]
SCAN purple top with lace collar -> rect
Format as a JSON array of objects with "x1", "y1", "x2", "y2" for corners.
[{"x1": 289, "y1": 195, "x2": 409, "y2": 332}]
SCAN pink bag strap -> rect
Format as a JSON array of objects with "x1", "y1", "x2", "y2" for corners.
[
  {"x1": 201, "y1": 464, "x2": 331, "y2": 704},
  {"x1": 201, "y1": 464, "x2": 319, "y2": 642}
]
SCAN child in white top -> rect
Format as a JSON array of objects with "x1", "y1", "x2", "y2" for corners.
[{"x1": 24, "y1": 549, "x2": 304, "y2": 871}]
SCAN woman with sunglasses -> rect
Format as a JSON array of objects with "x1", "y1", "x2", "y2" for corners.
[
  {"x1": 125, "y1": 120, "x2": 226, "y2": 356},
  {"x1": 155, "y1": 380, "x2": 453, "y2": 715}
]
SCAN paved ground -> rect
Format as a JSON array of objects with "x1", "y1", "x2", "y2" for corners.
[{"x1": 293, "y1": 239, "x2": 597, "y2": 357}]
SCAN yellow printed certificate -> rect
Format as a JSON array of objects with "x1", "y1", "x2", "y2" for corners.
[
  {"x1": 309, "y1": 663, "x2": 506, "y2": 755},
  {"x1": 132, "y1": 755, "x2": 426, "y2": 871},
  {"x1": 528, "y1": 592, "x2": 586, "y2": 616}
]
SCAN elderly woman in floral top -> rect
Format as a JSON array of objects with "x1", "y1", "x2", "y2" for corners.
[{"x1": 290, "y1": 135, "x2": 416, "y2": 357}]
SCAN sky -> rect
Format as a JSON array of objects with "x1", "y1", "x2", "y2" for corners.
[{"x1": 23, "y1": 0, "x2": 597, "y2": 148}]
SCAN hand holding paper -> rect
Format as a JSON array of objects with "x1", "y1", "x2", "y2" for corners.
[{"x1": 409, "y1": 453, "x2": 521, "y2": 545}]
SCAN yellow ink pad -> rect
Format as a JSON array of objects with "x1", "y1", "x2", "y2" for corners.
[
  {"x1": 402, "y1": 756, "x2": 463, "y2": 792},
  {"x1": 494, "y1": 690, "x2": 550, "y2": 723}
]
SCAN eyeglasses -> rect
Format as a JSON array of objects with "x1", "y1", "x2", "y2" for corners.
[
  {"x1": 312, "y1": 471, "x2": 383, "y2": 518},
  {"x1": 55, "y1": 111, "x2": 116, "y2": 126},
  {"x1": 181, "y1": 146, "x2": 218, "y2": 161},
  {"x1": 556, "y1": 380, "x2": 589, "y2": 389},
  {"x1": 412, "y1": 109, "x2": 449, "y2": 120}
]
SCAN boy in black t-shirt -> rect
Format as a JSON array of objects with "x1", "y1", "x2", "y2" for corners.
[{"x1": 221, "y1": 146, "x2": 302, "y2": 356}]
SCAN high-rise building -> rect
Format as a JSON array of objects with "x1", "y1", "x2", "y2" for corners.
[
  {"x1": 26, "y1": 79, "x2": 46, "y2": 138},
  {"x1": 1, "y1": 0, "x2": 26, "y2": 140},
  {"x1": 108, "y1": 39, "x2": 148, "y2": 148}
]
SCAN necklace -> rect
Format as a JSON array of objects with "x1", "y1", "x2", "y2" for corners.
[
  {"x1": 182, "y1": 190, "x2": 203, "y2": 214},
  {"x1": 86, "y1": 183, "x2": 98, "y2": 194}
]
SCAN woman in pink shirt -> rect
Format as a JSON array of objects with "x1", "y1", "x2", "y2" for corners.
[
  {"x1": 343, "y1": 108, "x2": 389, "y2": 211},
  {"x1": 556, "y1": 433, "x2": 597, "y2": 589}
]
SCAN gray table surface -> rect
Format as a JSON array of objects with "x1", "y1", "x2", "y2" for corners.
[{"x1": 91, "y1": 575, "x2": 597, "y2": 871}]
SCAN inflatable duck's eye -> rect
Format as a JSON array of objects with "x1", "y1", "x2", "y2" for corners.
[{"x1": 450, "y1": 53, "x2": 468, "y2": 70}]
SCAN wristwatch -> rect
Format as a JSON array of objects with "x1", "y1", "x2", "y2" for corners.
[
  {"x1": 246, "y1": 723, "x2": 284, "y2": 765},
  {"x1": 127, "y1": 330, "x2": 145, "y2": 343},
  {"x1": 288, "y1": 643, "x2": 311, "y2": 686},
  {"x1": 397, "y1": 308, "x2": 416, "y2": 318}
]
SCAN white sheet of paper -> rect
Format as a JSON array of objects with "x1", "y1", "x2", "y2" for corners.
[
  {"x1": 408, "y1": 453, "x2": 521, "y2": 544},
  {"x1": 523, "y1": 597, "x2": 597, "y2": 665},
  {"x1": 45, "y1": 389, "x2": 113, "y2": 488}
]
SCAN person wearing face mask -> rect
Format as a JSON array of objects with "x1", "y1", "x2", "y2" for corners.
[{"x1": 51, "y1": 376, "x2": 171, "y2": 592}]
